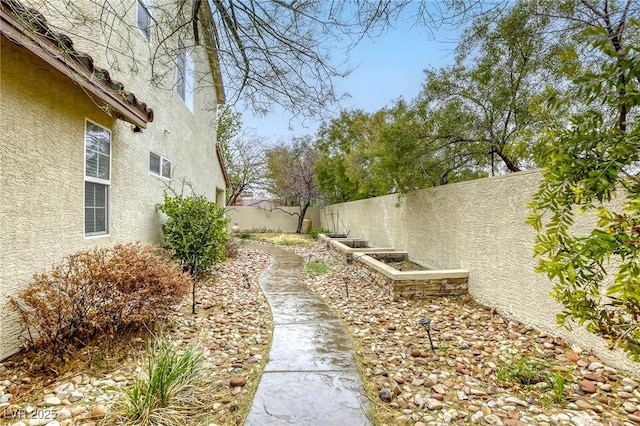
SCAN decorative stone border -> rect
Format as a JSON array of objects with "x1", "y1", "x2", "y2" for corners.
[
  {"x1": 355, "y1": 253, "x2": 468, "y2": 300},
  {"x1": 327, "y1": 239, "x2": 397, "y2": 262},
  {"x1": 319, "y1": 234, "x2": 468, "y2": 300}
]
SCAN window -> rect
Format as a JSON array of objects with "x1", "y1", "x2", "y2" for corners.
[
  {"x1": 85, "y1": 121, "x2": 111, "y2": 236},
  {"x1": 176, "y1": 39, "x2": 195, "y2": 111},
  {"x1": 150, "y1": 152, "x2": 172, "y2": 179},
  {"x1": 137, "y1": 0, "x2": 152, "y2": 40}
]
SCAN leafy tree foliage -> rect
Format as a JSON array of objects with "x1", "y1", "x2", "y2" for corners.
[
  {"x1": 266, "y1": 137, "x2": 322, "y2": 233},
  {"x1": 315, "y1": 2, "x2": 553, "y2": 200},
  {"x1": 315, "y1": 110, "x2": 393, "y2": 203},
  {"x1": 157, "y1": 193, "x2": 229, "y2": 277},
  {"x1": 216, "y1": 106, "x2": 243, "y2": 152},
  {"x1": 418, "y1": 2, "x2": 556, "y2": 174},
  {"x1": 528, "y1": 0, "x2": 640, "y2": 360},
  {"x1": 375, "y1": 98, "x2": 490, "y2": 191}
]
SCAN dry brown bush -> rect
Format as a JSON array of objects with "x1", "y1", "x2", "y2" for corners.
[
  {"x1": 225, "y1": 238, "x2": 240, "y2": 259},
  {"x1": 10, "y1": 243, "x2": 191, "y2": 358}
]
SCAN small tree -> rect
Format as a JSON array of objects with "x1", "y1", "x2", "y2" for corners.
[
  {"x1": 266, "y1": 137, "x2": 322, "y2": 233},
  {"x1": 223, "y1": 130, "x2": 269, "y2": 206},
  {"x1": 158, "y1": 192, "x2": 229, "y2": 314},
  {"x1": 157, "y1": 193, "x2": 229, "y2": 277}
]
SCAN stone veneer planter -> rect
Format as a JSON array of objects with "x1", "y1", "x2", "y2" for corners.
[
  {"x1": 318, "y1": 234, "x2": 365, "y2": 249},
  {"x1": 327, "y1": 238, "x2": 396, "y2": 262},
  {"x1": 318, "y1": 234, "x2": 469, "y2": 300},
  {"x1": 356, "y1": 254, "x2": 468, "y2": 300}
]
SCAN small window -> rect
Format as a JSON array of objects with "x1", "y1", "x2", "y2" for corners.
[
  {"x1": 150, "y1": 152, "x2": 171, "y2": 179},
  {"x1": 150, "y1": 152, "x2": 161, "y2": 174},
  {"x1": 137, "y1": 0, "x2": 152, "y2": 40},
  {"x1": 85, "y1": 182, "x2": 108, "y2": 235},
  {"x1": 176, "y1": 39, "x2": 195, "y2": 111},
  {"x1": 85, "y1": 121, "x2": 111, "y2": 236}
]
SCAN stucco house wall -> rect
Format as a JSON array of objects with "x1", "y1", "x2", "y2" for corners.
[
  {"x1": 0, "y1": 0, "x2": 226, "y2": 359},
  {"x1": 319, "y1": 170, "x2": 639, "y2": 373}
]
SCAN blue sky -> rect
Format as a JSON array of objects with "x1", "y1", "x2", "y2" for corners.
[{"x1": 240, "y1": 19, "x2": 463, "y2": 144}]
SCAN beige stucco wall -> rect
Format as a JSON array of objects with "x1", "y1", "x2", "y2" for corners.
[
  {"x1": 226, "y1": 206, "x2": 321, "y2": 233},
  {"x1": 1, "y1": 0, "x2": 225, "y2": 360},
  {"x1": 319, "y1": 170, "x2": 639, "y2": 373}
]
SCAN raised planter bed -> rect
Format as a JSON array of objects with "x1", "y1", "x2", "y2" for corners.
[
  {"x1": 369, "y1": 252, "x2": 431, "y2": 272},
  {"x1": 318, "y1": 234, "x2": 468, "y2": 299},
  {"x1": 326, "y1": 233, "x2": 348, "y2": 238},
  {"x1": 327, "y1": 238, "x2": 396, "y2": 262},
  {"x1": 355, "y1": 253, "x2": 468, "y2": 300}
]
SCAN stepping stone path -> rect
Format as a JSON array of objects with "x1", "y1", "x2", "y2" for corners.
[{"x1": 245, "y1": 243, "x2": 372, "y2": 425}]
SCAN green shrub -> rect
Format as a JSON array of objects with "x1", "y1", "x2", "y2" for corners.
[
  {"x1": 496, "y1": 357, "x2": 548, "y2": 386},
  {"x1": 309, "y1": 228, "x2": 330, "y2": 240},
  {"x1": 10, "y1": 244, "x2": 191, "y2": 357},
  {"x1": 115, "y1": 338, "x2": 205, "y2": 423},
  {"x1": 157, "y1": 194, "x2": 229, "y2": 276},
  {"x1": 305, "y1": 260, "x2": 328, "y2": 276}
]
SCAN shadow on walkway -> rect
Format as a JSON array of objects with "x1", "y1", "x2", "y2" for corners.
[{"x1": 244, "y1": 243, "x2": 372, "y2": 426}]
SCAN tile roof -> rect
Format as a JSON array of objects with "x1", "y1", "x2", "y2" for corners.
[{"x1": 1, "y1": 0, "x2": 154, "y2": 127}]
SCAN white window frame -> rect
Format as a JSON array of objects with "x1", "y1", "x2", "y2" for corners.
[
  {"x1": 137, "y1": 0, "x2": 152, "y2": 41},
  {"x1": 176, "y1": 39, "x2": 195, "y2": 111},
  {"x1": 149, "y1": 152, "x2": 172, "y2": 179},
  {"x1": 84, "y1": 120, "x2": 111, "y2": 237}
]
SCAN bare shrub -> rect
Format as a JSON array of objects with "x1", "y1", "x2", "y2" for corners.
[
  {"x1": 10, "y1": 243, "x2": 191, "y2": 357},
  {"x1": 225, "y1": 239, "x2": 239, "y2": 259}
]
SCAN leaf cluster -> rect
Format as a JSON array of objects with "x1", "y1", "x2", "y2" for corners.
[
  {"x1": 10, "y1": 244, "x2": 191, "y2": 358},
  {"x1": 496, "y1": 357, "x2": 574, "y2": 404},
  {"x1": 115, "y1": 338, "x2": 206, "y2": 424},
  {"x1": 314, "y1": 2, "x2": 557, "y2": 202},
  {"x1": 528, "y1": 6, "x2": 640, "y2": 360},
  {"x1": 315, "y1": 109, "x2": 393, "y2": 203},
  {"x1": 157, "y1": 193, "x2": 230, "y2": 276}
]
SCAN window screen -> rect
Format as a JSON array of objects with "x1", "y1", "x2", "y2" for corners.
[{"x1": 84, "y1": 121, "x2": 111, "y2": 236}]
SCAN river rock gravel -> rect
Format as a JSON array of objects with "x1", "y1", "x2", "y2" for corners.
[
  {"x1": 291, "y1": 241, "x2": 640, "y2": 426},
  {"x1": 2, "y1": 239, "x2": 639, "y2": 426},
  {"x1": 0, "y1": 246, "x2": 273, "y2": 426}
]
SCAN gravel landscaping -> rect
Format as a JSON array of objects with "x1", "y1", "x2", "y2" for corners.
[
  {"x1": 1, "y1": 238, "x2": 639, "y2": 426},
  {"x1": 0, "y1": 247, "x2": 273, "y2": 426},
  {"x1": 292, "y1": 241, "x2": 640, "y2": 426}
]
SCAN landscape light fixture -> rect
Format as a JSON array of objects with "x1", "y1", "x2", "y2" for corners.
[
  {"x1": 418, "y1": 317, "x2": 435, "y2": 353},
  {"x1": 307, "y1": 254, "x2": 313, "y2": 264},
  {"x1": 342, "y1": 275, "x2": 350, "y2": 298},
  {"x1": 243, "y1": 272, "x2": 250, "y2": 288}
]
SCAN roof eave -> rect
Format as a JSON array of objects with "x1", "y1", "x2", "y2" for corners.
[
  {"x1": 199, "y1": 0, "x2": 225, "y2": 105},
  {"x1": 0, "y1": 1, "x2": 153, "y2": 128},
  {"x1": 216, "y1": 142, "x2": 231, "y2": 189}
]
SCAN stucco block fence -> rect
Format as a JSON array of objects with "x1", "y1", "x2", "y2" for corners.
[
  {"x1": 321, "y1": 235, "x2": 468, "y2": 300},
  {"x1": 318, "y1": 170, "x2": 639, "y2": 373},
  {"x1": 225, "y1": 206, "x2": 320, "y2": 234}
]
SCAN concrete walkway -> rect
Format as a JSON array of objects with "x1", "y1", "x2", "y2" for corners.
[{"x1": 245, "y1": 243, "x2": 371, "y2": 426}]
